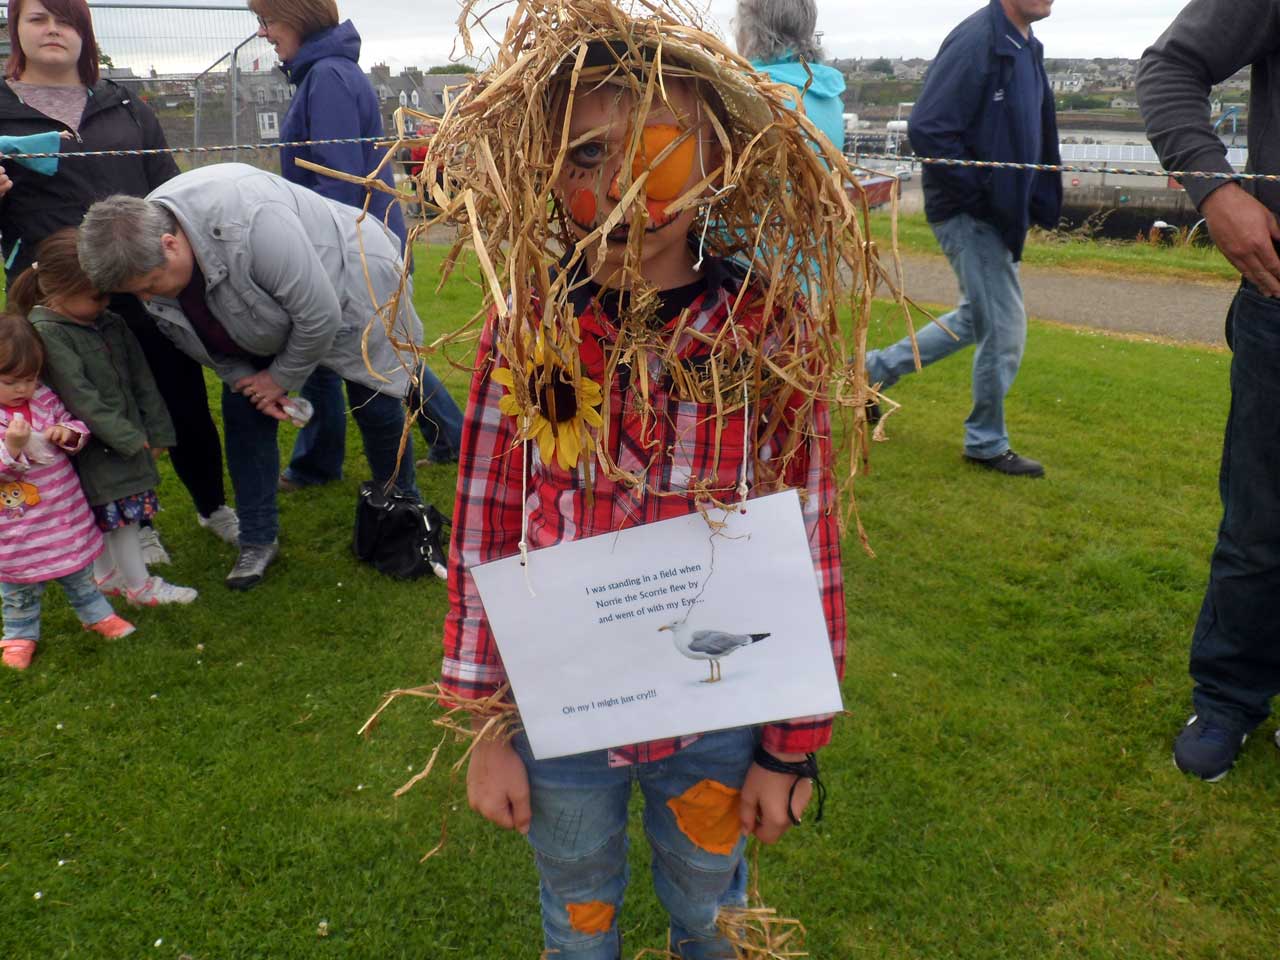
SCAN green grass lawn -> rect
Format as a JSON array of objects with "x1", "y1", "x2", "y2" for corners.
[
  {"x1": 870, "y1": 210, "x2": 1240, "y2": 283},
  {"x1": 2, "y1": 246, "x2": 1276, "y2": 959}
]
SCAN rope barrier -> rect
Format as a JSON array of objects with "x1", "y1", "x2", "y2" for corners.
[{"x1": 0, "y1": 133, "x2": 1266, "y2": 182}]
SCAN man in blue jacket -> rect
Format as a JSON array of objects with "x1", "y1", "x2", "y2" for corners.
[{"x1": 867, "y1": 0, "x2": 1061, "y2": 478}]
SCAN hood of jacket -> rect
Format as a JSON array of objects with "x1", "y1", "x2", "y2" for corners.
[
  {"x1": 752, "y1": 60, "x2": 846, "y2": 101},
  {"x1": 283, "y1": 19, "x2": 361, "y2": 85}
]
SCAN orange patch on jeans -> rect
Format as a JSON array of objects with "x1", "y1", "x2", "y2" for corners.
[
  {"x1": 666, "y1": 779, "x2": 742, "y2": 855},
  {"x1": 567, "y1": 900, "x2": 615, "y2": 935}
]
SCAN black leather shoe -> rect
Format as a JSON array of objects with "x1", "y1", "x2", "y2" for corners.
[{"x1": 963, "y1": 449, "x2": 1045, "y2": 478}]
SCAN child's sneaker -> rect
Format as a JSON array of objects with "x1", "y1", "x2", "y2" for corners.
[
  {"x1": 138, "y1": 526, "x2": 171, "y2": 565},
  {"x1": 95, "y1": 567, "x2": 126, "y2": 597},
  {"x1": 196, "y1": 505, "x2": 240, "y2": 545},
  {"x1": 127, "y1": 577, "x2": 198, "y2": 606},
  {"x1": 84, "y1": 613, "x2": 136, "y2": 638},
  {"x1": 0, "y1": 638, "x2": 36, "y2": 670}
]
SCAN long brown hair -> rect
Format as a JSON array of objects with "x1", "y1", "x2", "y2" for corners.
[
  {"x1": 0, "y1": 312, "x2": 46, "y2": 379},
  {"x1": 6, "y1": 0, "x2": 101, "y2": 86},
  {"x1": 8, "y1": 228, "x2": 100, "y2": 316}
]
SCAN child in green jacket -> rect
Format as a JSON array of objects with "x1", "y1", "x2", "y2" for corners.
[{"x1": 12, "y1": 229, "x2": 197, "y2": 606}]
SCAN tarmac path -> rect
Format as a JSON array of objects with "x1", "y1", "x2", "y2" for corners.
[
  {"x1": 422, "y1": 223, "x2": 1237, "y2": 347},
  {"x1": 895, "y1": 252, "x2": 1237, "y2": 348}
]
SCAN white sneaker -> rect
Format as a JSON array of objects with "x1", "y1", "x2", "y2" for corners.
[
  {"x1": 95, "y1": 567, "x2": 126, "y2": 597},
  {"x1": 197, "y1": 505, "x2": 240, "y2": 545},
  {"x1": 138, "y1": 526, "x2": 171, "y2": 565},
  {"x1": 127, "y1": 577, "x2": 198, "y2": 606}
]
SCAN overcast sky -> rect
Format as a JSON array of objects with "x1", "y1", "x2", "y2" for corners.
[
  {"x1": 101, "y1": 2, "x2": 1194, "y2": 73},
  {"x1": 347, "y1": 1, "x2": 1190, "y2": 70}
]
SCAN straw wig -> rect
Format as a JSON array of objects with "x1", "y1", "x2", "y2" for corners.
[{"x1": 358, "y1": 0, "x2": 905, "y2": 533}]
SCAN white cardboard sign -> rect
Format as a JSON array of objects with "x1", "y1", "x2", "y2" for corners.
[{"x1": 470, "y1": 490, "x2": 842, "y2": 759}]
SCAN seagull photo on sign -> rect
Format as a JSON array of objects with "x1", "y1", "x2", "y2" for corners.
[{"x1": 658, "y1": 620, "x2": 771, "y2": 683}]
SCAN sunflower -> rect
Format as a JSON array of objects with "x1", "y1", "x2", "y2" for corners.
[{"x1": 493, "y1": 332, "x2": 604, "y2": 470}]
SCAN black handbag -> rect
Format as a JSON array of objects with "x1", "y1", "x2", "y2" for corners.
[{"x1": 353, "y1": 481, "x2": 450, "y2": 580}]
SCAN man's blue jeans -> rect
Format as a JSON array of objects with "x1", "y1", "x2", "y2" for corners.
[
  {"x1": 284, "y1": 362, "x2": 463, "y2": 485},
  {"x1": 224, "y1": 381, "x2": 419, "y2": 546},
  {"x1": 865, "y1": 213, "x2": 1027, "y2": 459},
  {"x1": 1189, "y1": 283, "x2": 1280, "y2": 732},
  {"x1": 2, "y1": 564, "x2": 113, "y2": 641},
  {"x1": 513, "y1": 727, "x2": 755, "y2": 959}
]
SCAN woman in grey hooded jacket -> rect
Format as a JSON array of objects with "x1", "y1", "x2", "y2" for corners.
[{"x1": 78, "y1": 163, "x2": 425, "y2": 591}]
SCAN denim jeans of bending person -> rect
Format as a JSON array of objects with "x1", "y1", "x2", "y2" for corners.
[
  {"x1": 1189, "y1": 282, "x2": 1280, "y2": 733},
  {"x1": 2, "y1": 565, "x2": 113, "y2": 642},
  {"x1": 865, "y1": 213, "x2": 1027, "y2": 459},
  {"x1": 513, "y1": 726, "x2": 756, "y2": 959},
  {"x1": 283, "y1": 362, "x2": 462, "y2": 486},
  {"x1": 223, "y1": 381, "x2": 419, "y2": 545}
]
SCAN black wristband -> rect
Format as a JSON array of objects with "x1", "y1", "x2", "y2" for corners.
[{"x1": 752, "y1": 744, "x2": 826, "y2": 825}]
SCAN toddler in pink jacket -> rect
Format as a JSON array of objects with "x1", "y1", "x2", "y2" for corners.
[{"x1": 0, "y1": 314, "x2": 134, "y2": 670}]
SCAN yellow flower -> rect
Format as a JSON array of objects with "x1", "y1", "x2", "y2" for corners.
[{"x1": 492, "y1": 339, "x2": 604, "y2": 471}]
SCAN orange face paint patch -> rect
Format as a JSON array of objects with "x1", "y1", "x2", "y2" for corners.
[
  {"x1": 569, "y1": 187, "x2": 598, "y2": 227},
  {"x1": 632, "y1": 124, "x2": 697, "y2": 201},
  {"x1": 567, "y1": 900, "x2": 616, "y2": 935},
  {"x1": 666, "y1": 778, "x2": 742, "y2": 855}
]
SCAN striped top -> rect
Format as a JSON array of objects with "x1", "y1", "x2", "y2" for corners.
[{"x1": 0, "y1": 384, "x2": 103, "y2": 584}]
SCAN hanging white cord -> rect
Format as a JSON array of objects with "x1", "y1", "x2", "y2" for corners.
[{"x1": 518, "y1": 419, "x2": 537, "y2": 597}]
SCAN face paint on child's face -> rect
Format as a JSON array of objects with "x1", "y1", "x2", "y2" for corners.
[{"x1": 557, "y1": 84, "x2": 709, "y2": 243}]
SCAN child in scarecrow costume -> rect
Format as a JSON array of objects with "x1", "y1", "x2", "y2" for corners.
[{"x1": 427, "y1": 1, "x2": 880, "y2": 955}]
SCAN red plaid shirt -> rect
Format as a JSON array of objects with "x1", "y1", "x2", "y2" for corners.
[{"x1": 443, "y1": 260, "x2": 846, "y2": 765}]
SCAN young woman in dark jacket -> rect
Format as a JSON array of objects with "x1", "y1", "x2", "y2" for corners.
[
  {"x1": 0, "y1": 0, "x2": 239, "y2": 553},
  {"x1": 251, "y1": 0, "x2": 462, "y2": 493}
]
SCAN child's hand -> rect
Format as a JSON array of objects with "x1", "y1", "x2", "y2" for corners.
[
  {"x1": 4, "y1": 413, "x2": 30, "y2": 455},
  {"x1": 465, "y1": 734, "x2": 532, "y2": 835},
  {"x1": 45, "y1": 424, "x2": 80, "y2": 450},
  {"x1": 739, "y1": 751, "x2": 814, "y2": 845}
]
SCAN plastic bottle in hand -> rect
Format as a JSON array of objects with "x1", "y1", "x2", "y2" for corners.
[{"x1": 280, "y1": 396, "x2": 314, "y2": 428}]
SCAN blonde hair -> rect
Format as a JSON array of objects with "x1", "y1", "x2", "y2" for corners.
[{"x1": 247, "y1": 0, "x2": 339, "y2": 38}]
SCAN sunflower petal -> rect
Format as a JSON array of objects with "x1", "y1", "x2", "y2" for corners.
[
  {"x1": 492, "y1": 367, "x2": 515, "y2": 388},
  {"x1": 498, "y1": 395, "x2": 521, "y2": 417},
  {"x1": 535, "y1": 417, "x2": 556, "y2": 465},
  {"x1": 557, "y1": 422, "x2": 581, "y2": 470}
]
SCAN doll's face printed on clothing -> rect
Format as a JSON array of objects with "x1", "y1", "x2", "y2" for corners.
[{"x1": 554, "y1": 79, "x2": 719, "y2": 253}]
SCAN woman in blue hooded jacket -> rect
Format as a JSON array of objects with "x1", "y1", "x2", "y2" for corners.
[
  {"x1": 251, "y1": 0, "x2": 462, "y2": 492},
  {"x1": 735, "y1": 0, "x2": 846, "y2": 151}
]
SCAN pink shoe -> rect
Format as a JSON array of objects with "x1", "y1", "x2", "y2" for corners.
[
  {"x1": 127, "y1": 577, "x2": 198, "y2": 607},
  {"x1": 1, "y1": 638, "x2": 37, "y2": 670},
  {"x1": 84, "y1": 613, "x2": 136, "y2": 639}
]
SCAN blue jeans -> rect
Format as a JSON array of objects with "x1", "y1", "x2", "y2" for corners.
[
  {"x1": 408, "y1": 361, "x2": 463, "y2": 463},
  {"x1": 224, "y1": 381, "x2": 419, "y2": 546},
  {"x1": 513, "y1": 727, "x2": 755, "y2": 959},
  {"x1": 284, "y1": 362, "x2": 462, "y2": 484},
  {"x1": 865, "y1": 213, "x2": 1027, "y2": 459},
  {"x1": 1189, "y1": 283, "x2": 1280, "y2": 732},
  {"x1": 2, "y1": 565, "x2": 113, "y2": 642}
]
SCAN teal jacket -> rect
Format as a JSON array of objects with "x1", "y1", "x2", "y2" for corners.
[
  {"x1": 752, "y1": 59, "x2": 846, "y2": 151},
  {"x1": 30, "y1": 306, "x2": 176, "y2": 506}
]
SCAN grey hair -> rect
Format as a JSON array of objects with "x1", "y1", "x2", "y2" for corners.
[
  {"x1": 735, "y1": 0, "x2": 823, "y2": 64},
  {"x1": 77, "y1": 195, "x2": 177, "y2": 291}
]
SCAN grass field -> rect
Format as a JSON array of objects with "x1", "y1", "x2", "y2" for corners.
[
  {"x1": 2, "y1": 245, "x2": 1276, "y2": 959},
  {"x1": 869, "y1": 210, "x2": 1240, "y2": 283}
]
